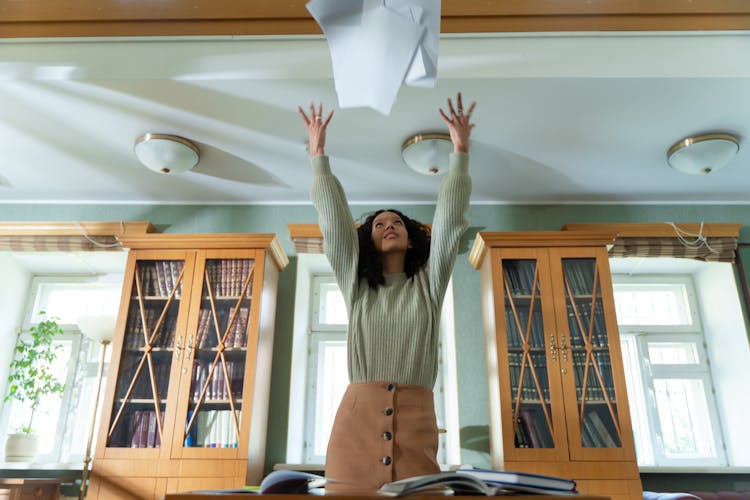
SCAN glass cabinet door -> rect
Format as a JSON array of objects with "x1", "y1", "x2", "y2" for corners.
[
  {"x1": 107, "y1": 259, "x2": 186, "y2": 448},
  {"x1": 502, "y1": 258, "x2": 555, "y2": 449},
  {"x1": 181, "y1": 257, "x2": 255, "y2": 451},
  {"x1": 561, "y1": 257, "x2": 623, "y2": 450}
]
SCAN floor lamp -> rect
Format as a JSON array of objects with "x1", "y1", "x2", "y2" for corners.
[{"x1": 77, "y1": 314, "x2": 116, "y2": 500}]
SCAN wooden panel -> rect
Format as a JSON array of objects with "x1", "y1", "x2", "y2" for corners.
[
  {"x1": 504, "y1": 460, "x2": 640, "y2": 480},
  {"x1": 469, "y1": 231, "x2": 617, "y2": 269},
  {"x1": 89, "y1": 473, "x2": 157, "y2": 500},
  {"x1": 576, "y1": 479, "x2": 643, "y2": 500},
  {"x1": 117, "y1": 234, "x2": 288, "y2": 271},
  {"x1": 177, "y1": 459, "x2": 245, "y2": 477},
  {"x1": 0, "y1": 479, "x2": 60, "y2": 500}
]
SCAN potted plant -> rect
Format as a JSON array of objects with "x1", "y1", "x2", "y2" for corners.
[{"x1": 3, "y1": 312, "x2": 66, "y2": 462}]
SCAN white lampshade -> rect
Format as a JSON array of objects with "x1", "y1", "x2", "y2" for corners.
[
  {"x1": 667, "y1": 133, "x2": 740, "y2": 175},
  {"x1": 77, "y1": 314, "x2": 116, "y2": 343},
  {"x1": 401, "y1": 133, "x2": 453, "y2": 175},
  {"x1": 134, "y1": 133, "x2": 200, "y2": 175}
]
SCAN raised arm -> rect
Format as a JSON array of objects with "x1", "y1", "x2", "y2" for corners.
[
  {"x1": 429, "y1": 93, "x2": 476, "y2": 303},
  {"x1": 299, "y1": 103, "x2": 359, "y2": 305}
]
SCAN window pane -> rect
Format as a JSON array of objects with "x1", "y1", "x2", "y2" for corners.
[
  {"x1": 649, "y1": 342, "x2": 699, "y2": 365},
  {"x1": 33, "y1": 281, "x2": 122, "y2": 325},
  {"x1": 317, "y1": 282, "x2": 348, "y2": 326},
  {"x1": 313, "y1": 340, "x2": 348, "y2": 456},
  {"x1": 654, "y1": 378, "x2": 717, "y2": 459},
  {"x1": 613, "y1": 284, "x2": 691, "y2": 326},
  {"x1": 7, "y1": 339, "x2": 72, "y2": 454},
  {"x1": 619, "y1": 335, "x2": 654, "y2": 465}
]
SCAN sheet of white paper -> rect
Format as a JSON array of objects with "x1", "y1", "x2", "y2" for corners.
[
  {"x1": 386, "y1": 0, "x2": 440, "y2": 88},
  {"x1": 306, "y1": 0, "x2": 440, "y2": 114}
]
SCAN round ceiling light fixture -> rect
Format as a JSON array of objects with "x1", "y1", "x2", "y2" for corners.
[
  {"x1": 667, "y1": 132, "x2": 739, "y2": 175},
  {"x1": 134, "y1": 133, "x2": 200, "y2": 174},
  {"x1": 401, "y1": 132, "x2": 452, "y2": 175}
]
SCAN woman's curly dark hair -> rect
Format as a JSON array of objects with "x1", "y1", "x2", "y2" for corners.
[{"x1": 357, "y1": 208, "x2": 431, "y2": 289}]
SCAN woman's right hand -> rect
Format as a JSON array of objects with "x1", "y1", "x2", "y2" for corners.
[{"x1": 298, "y1": 102, "x2": 334, "y2": 157}]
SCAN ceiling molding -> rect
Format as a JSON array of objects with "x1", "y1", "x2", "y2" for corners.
[{"x1": 1, "y1": 0, "x2": 749, "y2": 38}]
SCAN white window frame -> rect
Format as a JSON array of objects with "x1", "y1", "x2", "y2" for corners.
[
  {"x1": 0, "y1": 275, "x2": 120, "y2": 465},
  {"x1": 286, "y1": 253, "x2": 461, "y2": 468},
  {"x1": 612, "y1": 272, "x2": 727, "y2": 468}
]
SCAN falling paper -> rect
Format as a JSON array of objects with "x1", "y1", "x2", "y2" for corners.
[{"x1": 306, "y1": 0, "x2": 441, "y2": 115}]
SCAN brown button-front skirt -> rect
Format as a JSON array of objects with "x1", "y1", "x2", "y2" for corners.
[{"x1": 324, "y1": 381, "x2": 440, "y2": 492}]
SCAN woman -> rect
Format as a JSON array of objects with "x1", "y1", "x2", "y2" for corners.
[{"x1": 298, "y1": 93, "x2": 476, "y2": 492}]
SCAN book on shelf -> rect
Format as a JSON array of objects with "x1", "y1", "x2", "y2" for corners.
[{"x1": 379, "y1": 469, "x2": 577, "y2": 497}]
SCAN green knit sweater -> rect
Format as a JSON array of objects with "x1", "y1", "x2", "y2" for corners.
[{"x1": 310, "y1": 153, "x2": 471, "y2": 388}]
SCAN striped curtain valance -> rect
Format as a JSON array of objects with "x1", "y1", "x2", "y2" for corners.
[
  {"x1": 292, "y1": 236, "x2": 324, "y2": 254},
  {"x1": 608, "y1": 236, "x2": 738, "y2": 263},
  {"x1": 0, "y1": 235, "x2": 120, "y2": 252},
  {"x1": 0, "y1": 221, "x2": 154, "y2": 252},
  {"x1": 562, "y1": 223, "x2": 741, "y2": 263}
]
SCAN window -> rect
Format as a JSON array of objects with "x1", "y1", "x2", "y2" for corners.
[
  {"x1": 612, "y1": 270, "x2": 727, "y2": 467},
  {"x1": 305, "y1": 275, "x2": 349, "y2": 462},
  {"x1": 287, "y1": 253, "x2": 461, "y2": 467},
  {"x1": 1, "y1": 275, "x2": 122, "y2": 464}
]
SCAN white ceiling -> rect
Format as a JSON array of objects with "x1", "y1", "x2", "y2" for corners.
[{"x1": 1, "y1": 31, "x2": 749, "y2": 205}]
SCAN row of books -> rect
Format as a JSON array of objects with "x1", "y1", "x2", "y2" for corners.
[
  {"x1": 508, "y1": 351, "x2": 550, "y2": 401},
  {"x1": 205, "y1": 259, "x2": 254, "y2": 298},
  {"x1": 561, "y1": 259, "x2": 598, "y2": 296},
  {"x1": 514, "y1": 406, "x2": 554, "y2": 448},
  {"x1": 191, "y1": 360, "x2": 244, "y2": 402},
  {"x1": 504, "y1": 304, "x2": 546, "y2": 348},
  {"x1": 502, "y1": 260, "x2": 539, "y2": 296},
  {"x1": 116, "y1": 361, "x2": 171, "y2": 401},
  {"x1": 572, "y1": 351, "x2": 617, "y2": 402},
  {"x1": 122, "y1": 307, "x2": 179, "y2": 349},
  {"x1": 184, "y1": 409, "x2": 242, "y2": 448},
  {"x1": 194, "y1": 306, "x2": 250, "y2": 349},
  {"x1": 502, "y1": 259, "x2": 601, "y2": 298},
  {"x1": 129, "y1": 410, "x2": 164, "y2": 448},
  {"x1": 566, "y1": 299, "x2": 609, "y2": 347},
  {"x1": 581, "y1": 408, "x2": 621, "y2": 448},
  {"x1": 135, "y1": 261, "x2": 185, "y2": 298}
]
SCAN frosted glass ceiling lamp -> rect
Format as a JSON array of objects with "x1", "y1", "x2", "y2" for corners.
[
  {"x1": 134, "y1": 133, "x2": 200, "y2": 174},
  {"x1": 402, "y1": 132, "x2": 452, "y2": 175},
  {"x1": 667, "y1": 133, "x2": 739, "y2": 175}
]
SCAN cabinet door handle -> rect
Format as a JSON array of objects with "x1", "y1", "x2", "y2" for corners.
[
  {"x1": 550, "y1": 335, "x2": 557, "y2": 362},
  {"x1": 175, "y1": 335, "x2": 183, "y2": 361},
  {"x1": 186, "y1": 335, "x2": 193, "y2": 359}
]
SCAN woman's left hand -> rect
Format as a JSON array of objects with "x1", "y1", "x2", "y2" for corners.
[{"x1": 438, "y1": 92, "x2": 476, "y2": 154}]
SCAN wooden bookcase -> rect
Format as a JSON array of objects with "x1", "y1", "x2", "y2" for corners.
[
  {"x1": 469, "y1": 231, "x2": 642, "y2": 500},
  {"x1": 88, "y1": 234, "x2": 287, "y2": 500}
]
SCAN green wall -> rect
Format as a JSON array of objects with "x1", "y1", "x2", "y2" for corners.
[{"x1": 3, "y1": 202, "x2": 750, "y2": 480}]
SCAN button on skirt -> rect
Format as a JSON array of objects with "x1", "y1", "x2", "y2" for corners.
[{"x1": 325, "y1": 381, "x2": 440, "y2": 492}]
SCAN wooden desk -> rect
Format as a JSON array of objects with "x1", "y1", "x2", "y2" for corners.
[
  {"x1": 166, "y1": 495, "x2": 608, "y2": 500},
  {"x1": 0, "y1": 478, "x2": 60, "y2": 500}
]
